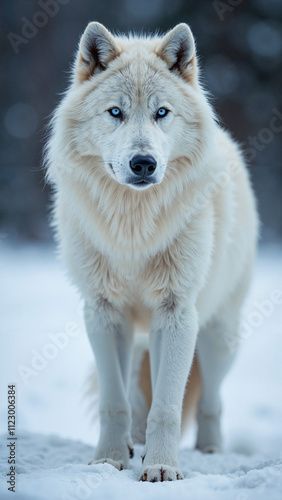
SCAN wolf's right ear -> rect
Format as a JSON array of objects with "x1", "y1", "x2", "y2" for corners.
[
  {"x1": 156, "y1": 24, "x2": 197, "y2": 83},
  {"x1": 74, "y1": 22, "x2": 121, "y2": 84}
]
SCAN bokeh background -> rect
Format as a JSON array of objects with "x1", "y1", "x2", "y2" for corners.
[
  {"x1": 0, "y1": 0, "x2": 282, "y2": 242},
  {"x1": 1, "y1": 4, "x2": 282, "y2": 496}
]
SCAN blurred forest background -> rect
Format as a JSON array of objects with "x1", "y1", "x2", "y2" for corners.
[{"x1": 0, "y1": 0, "x2": 281, "y2": 243}]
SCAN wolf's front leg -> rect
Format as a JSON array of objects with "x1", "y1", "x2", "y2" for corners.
[
  {"x1": 140, "y1": 298, "x2": 198, "y2": 481},
  {"x1": 84, "y1": 300, "x2": 134, "y2": 470}
]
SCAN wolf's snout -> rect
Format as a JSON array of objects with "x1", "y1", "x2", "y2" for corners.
[{"x1": 130, "y1": 155, "x2": 157, "y2": 179}]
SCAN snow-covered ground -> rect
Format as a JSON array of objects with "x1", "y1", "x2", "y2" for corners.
[{"x1": 0, "y1": 242, "x2": 282, "y2": 499}]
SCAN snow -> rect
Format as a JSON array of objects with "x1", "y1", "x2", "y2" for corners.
[{"x1": 0, "y1": 242, "x2": 282, "y2": 499}]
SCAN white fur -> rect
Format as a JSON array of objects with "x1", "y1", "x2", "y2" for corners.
[{"x1": 46, "y1": 22, "x2": 259, "y2": 482}]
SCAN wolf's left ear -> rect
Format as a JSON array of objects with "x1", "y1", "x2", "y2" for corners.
[
  {"x1": 75, "y1": 22, "x2": 121, "y2": 84},
  {"x1": 156, "y1": 24, "x2": 197, "y2": 83}
]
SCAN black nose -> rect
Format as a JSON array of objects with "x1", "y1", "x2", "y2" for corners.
[{"x1": 129, "y1": 155, "x2": 157, "y2": 178}]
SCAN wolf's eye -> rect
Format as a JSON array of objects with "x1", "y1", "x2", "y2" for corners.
[
  {"x1": 156, "y1": 108, "x2": 169, "y2": 119},
  {"x1": 109, "y1": 107, "x2": 123, "y2": 119}
]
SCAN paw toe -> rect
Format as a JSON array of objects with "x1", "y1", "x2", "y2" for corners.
[{"x1": 139, "y1": 465, "x2": 183, "y2": 482}]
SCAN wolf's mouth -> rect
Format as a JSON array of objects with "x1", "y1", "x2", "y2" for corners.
[
  {"x1": 132, "y1": 180, "x2": 150, "y2": 186},
  {"x1": 129, "y1": 179, "x2": 153, "y2": 189}
]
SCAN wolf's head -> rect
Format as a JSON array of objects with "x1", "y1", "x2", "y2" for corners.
[{"x1": 48, "y1": 23, "x2": 215, "y2": 191}]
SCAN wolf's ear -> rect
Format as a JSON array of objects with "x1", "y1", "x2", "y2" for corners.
[
  {"x1": 75, "y1": 22, "x2": 121, "y2": 84},
  {"x1": 156, "y1": 24, "x2": 197, "y2": 83}
]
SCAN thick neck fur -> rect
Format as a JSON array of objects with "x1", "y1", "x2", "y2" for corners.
[{"x1": 55, "y1": 148, "x2": 213, "y2": 275}]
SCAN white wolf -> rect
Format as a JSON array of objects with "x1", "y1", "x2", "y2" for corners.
[{"x1": 46, "y1": 22, "x2": 258, "y2": 482}]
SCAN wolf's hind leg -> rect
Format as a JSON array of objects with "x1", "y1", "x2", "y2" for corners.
[
  {"x1": 130, "y1": 338, "x2": 151, "y2": 445},
  {"x1": 196, "y1": 316, "x2": 238, "y2": 453}
]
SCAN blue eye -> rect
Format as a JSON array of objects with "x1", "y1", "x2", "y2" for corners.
[
  {"x1": 156, "y1": 108, "x2": 169, "y2": 119},
  {"x1": 109, "y1": 107, "x2": 122, "y2": 118}
]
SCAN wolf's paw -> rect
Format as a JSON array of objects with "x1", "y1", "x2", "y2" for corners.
[
  {"x1": 139, "y1": 464, "x2": 184, "y2": 482},
  {"x1": 89, "y1": 457, "x2": 125, "y2": 471},
  {"x1": 88, "y1": 442, "x2": 133, "y2": 470},
  {"x1": 195, "y1": 443, "x2": 222, "y2": 454}
]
